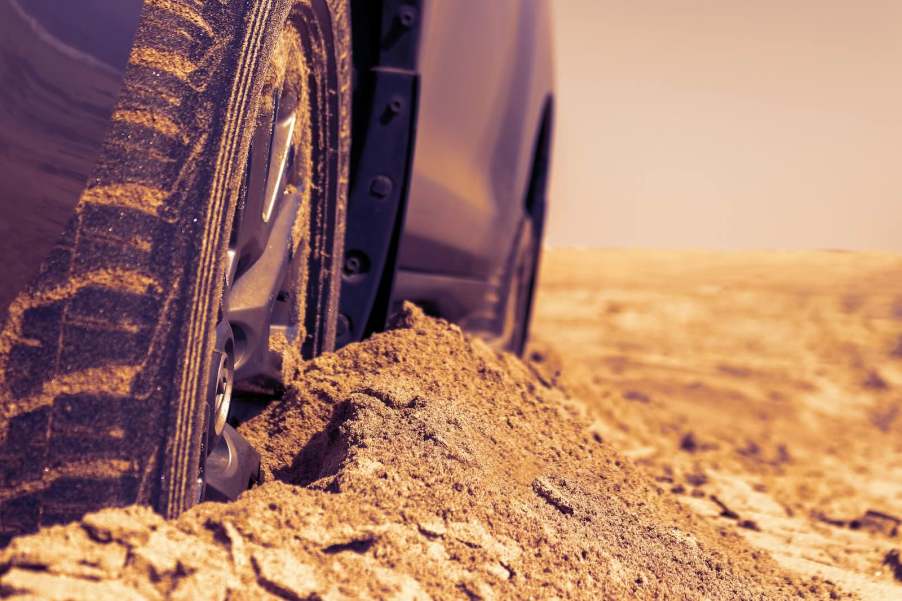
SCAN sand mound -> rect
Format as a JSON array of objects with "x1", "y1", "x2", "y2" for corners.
[{"x1": 0, "y1": 305, "x2": 842, "y2": 599}]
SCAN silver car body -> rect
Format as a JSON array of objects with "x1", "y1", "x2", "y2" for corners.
[{"x1": 0, "y1": 0, "x2": 554, "y2": 332}]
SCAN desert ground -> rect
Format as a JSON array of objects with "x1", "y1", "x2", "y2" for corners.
[
  {"x1": 531, "y1": 249, "x2": 902, "y2": 599},
  {"x1": 1, "y1": 249, "x2": 900, "y2": 599}
]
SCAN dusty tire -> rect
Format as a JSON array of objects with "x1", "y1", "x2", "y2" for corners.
[{"x1": 0, "y1": 0, "x2": 350, "y2": 544}]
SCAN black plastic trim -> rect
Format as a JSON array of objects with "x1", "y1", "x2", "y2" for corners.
[{"x1": 337, "y1": 0, "x2": 422, "y2": 347}]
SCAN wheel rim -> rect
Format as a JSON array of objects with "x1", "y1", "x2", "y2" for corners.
[
  {"x1": 224, "y1": 40, "x2": 310, "y2": 389},
  {"x1": 199, "y1": 18, "x2": 314, "y2": 501}
]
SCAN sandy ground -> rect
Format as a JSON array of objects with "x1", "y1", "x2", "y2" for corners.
[
  {"x1": 530, "y1": 249, "x2": 902, "y2": 599},
  {"x1": 1, "y1": 249, "x2": 900, "y2": 599}
]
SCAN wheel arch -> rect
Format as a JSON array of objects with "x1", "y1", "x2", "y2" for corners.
[{"x1": 525, "y1": 95, "x2": 555, "y2": 228}]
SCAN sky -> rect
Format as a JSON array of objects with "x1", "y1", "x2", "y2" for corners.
[{"x1": 547, "y1": 0, "x2": 902, "y2": 250}]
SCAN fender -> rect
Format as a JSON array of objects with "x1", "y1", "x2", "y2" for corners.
[
  {"x1": 389, "y1": 0, "x2": 555, "y2": 333},
  {"x1": 0, "y1": 0, "x2": 143, "y2": 319},
  {"x1": 398, "y1": 0, "x2": 555, "y2": 282}
]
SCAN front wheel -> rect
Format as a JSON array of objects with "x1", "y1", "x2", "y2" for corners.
[
  {"x1": 0, "y1": 0, "x2": 350, "y2": 542},
  {"x1": 194, "y1": 0, "x2": 350, "y2": 504}
]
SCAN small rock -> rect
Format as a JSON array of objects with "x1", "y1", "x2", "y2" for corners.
[
  {"x1": 220, "y1": 520, "x2": 249, "y2": 572},
  {"x1": 82, "y1": 506, "x2": 160, "y2": 546},
  {"x1": 417, "y1": 517, "x2": 447, "y2": 538},
  {"x1": 852, "y1": 509, "x2": 900, "y2": 537},
  {"x1": 685, "y1": 471, "x2": 708, "y2": 487},
  {"x1": 680, "y1": 432, "x2": 700, "y2": 452},
  {"x1": 459, "y1": 578, "x2": 496, "y2": 601},
  {"x1": 710, "y1": 496, "x2": 740, "y2": 520},
  {"x1": 532, "y1": 477, "x2": 575, "y2": 515},
  {"x1": 883, "y1": 549, "x2": 902, "y2": 582},
  {"x1": 622, "y1": 390, "x2": 650, "y2": 403},
  {"x1": 252, "y1": 547, "x2": 321, "y2": 599},
  {"x1": 863, "y1": 370, "x2": 889, "y2": 390},
  {"x1": 485, "y1": 561, "x2": 512, "y2": 580},
  {"x1": 170, "y1": 568, "x2": 230, "y2": 601},
  {"x1": 130, "y1": 530, "x2": 180, "y2": 578},
  {"x1": 1, "y1": 527, "x2": 127, "y2": 580},
  {"x1": 447, "y1": 521, "x2": 521, "y2": 565},
  {"x1": 0, "y1": 568, "x2": 145, "y2": 601},
  {"x1": 679, "y1": 432, "x2": 717, "y2": 453}
]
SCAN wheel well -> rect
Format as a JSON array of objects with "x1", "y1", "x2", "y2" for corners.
[{"x1": 509, "y1": 96, "x2": 554, "y2": 355}]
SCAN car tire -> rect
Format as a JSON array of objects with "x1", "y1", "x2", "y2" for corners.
[
  {"x1": 500, "y1": 214, "x2": 542, "y2": 356},
  {"x1": 0, "y1": 0, "x2": 350, "y2": 544}
]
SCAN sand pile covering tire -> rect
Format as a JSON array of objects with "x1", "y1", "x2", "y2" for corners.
[{"x1": 0, "y1": 304, "x2": 842, "y2": 599}]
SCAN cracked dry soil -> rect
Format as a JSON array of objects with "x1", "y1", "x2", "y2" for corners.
[
  {"x1": 531, "y1": 249, "x2": 902, "y2": 600},
  {"x1": 0, "y1": 301, "x2": 850, "y2": 600}
]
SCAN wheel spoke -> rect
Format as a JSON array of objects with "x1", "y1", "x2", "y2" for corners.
[
  {"x1": 263, "y1": 92, "x2": 298, "y2": 224},
  {"x1": 225, "y1": 191, "x2": 300, "y2": 378},
  {"x1": 219, "y1": 74, "x2": 305, "y2": 379},
  {"x1": 231, "y1": 100, "x2": 277, "y2": 277},
  {"x1": 200, "y1": 90, "x2": 298, "y2": 503}
]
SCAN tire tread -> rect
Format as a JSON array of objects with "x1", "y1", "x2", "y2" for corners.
[{"x1": 0, "y1": 0, "x2": 353, "y2": 542}]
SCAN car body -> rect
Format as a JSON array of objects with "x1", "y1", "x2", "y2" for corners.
[
  {"x1": 393, "y1": 0, "x2": 554, "y2": 338},
  {"x1": 0, "y1": 0, "x2": 553, "y2": 343}
]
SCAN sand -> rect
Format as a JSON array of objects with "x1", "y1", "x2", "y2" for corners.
[
  {"x1": 531, "y1": 249, "x2": 902, "y2": 599},
  {"x1": 3, "y1": 249, "x2": 901, "y2": 599}
]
